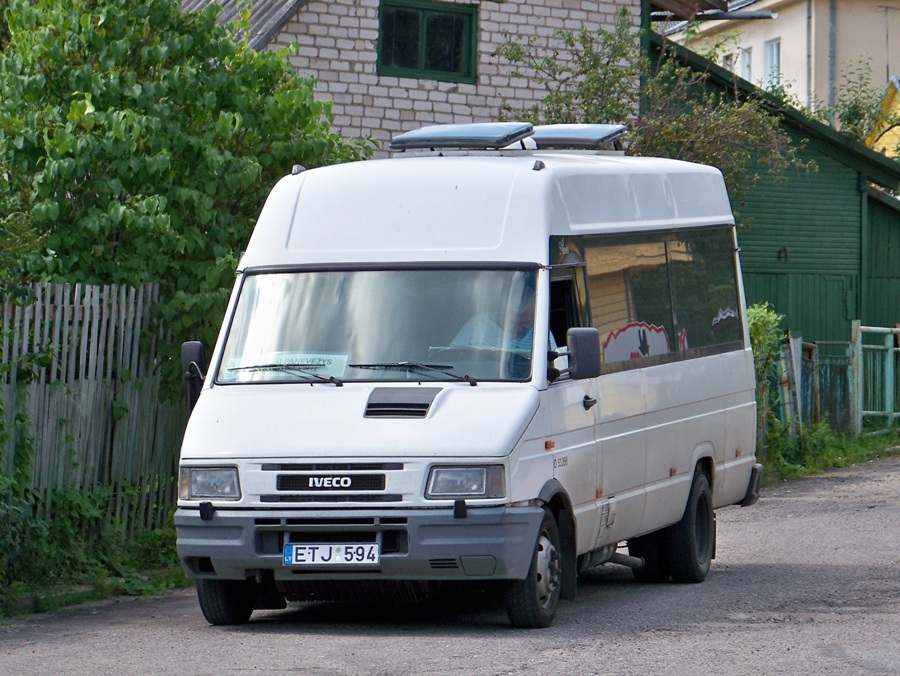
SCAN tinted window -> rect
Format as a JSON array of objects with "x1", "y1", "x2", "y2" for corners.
[
  {"x1": 576, "y1": 227, "x2": 743, "y2": 370},
  {"x1": 669, "y1": 228, "x2": 743, "y2": 350}
]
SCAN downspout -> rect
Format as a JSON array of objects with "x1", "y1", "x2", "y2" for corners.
[
  {"x1": 829, "y1": 0, "x2": 836, "y2": 123},
  {"x1": 806, "y1": 0, "x2": 813, "y2": 107},
  {"x1": 859, "y1": 174, "x2": 869, "y2": 328},
  {"x1": 640, "y1": 0, "x2": 651, "y2": 116}
]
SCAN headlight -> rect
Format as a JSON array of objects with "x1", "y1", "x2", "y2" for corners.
[
  {"x1": 426, "y1": 465, "x2": 505, "y2": 499},
  {"x1": 179, "y1": 467, "x2": 241, "y2": 500}
]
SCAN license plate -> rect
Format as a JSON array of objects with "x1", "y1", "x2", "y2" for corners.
[{"x1": 283, "y1": 543, "x2": 380, "y2": 566}]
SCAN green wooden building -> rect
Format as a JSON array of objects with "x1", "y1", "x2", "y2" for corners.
[{"x1": 651, "y1": 34, "x2": 900, "y2": 343}]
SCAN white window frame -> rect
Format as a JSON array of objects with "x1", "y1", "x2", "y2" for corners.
[
  {"x1": 740, "y1": 47, "x2": 753, "y2": 81},
  {"x1": 722, "y1": 52, "x2": 735, "y2": 73},
  {"x1": 763, "y1": 38, "x2": 781, "y2": 89}
]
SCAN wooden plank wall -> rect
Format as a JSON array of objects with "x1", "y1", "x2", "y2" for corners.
[{"x1": 1, "y1": 283, "x2": 186, "y2": 534}]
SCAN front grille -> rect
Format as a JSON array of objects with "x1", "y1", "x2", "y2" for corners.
[
  {"x1": 276, "y1": 474, "x2": 386, "y2": 491},
  {"x1": 262, "y1": 463, "x2": 403, "y2": 471},
  {"x1": 260, "y1": 494, "x2": 403, "y2": 503}
]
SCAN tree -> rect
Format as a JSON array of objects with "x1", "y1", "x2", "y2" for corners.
[
  {"x1": 495, "y1": 8, "x2": 801, "y2": 206},
  {"x1": 0, "y1": 0, "x2": 372, "y2": 391}
]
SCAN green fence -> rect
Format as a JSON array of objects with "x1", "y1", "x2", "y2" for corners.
[
  {"x1": 850, "y1": 321, "x2": 900, "y2": 436},
  {"x1": 778, "y1": 322, "x2": 900, "y2": 437}
]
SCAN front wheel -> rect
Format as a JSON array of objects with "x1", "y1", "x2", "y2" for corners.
[
  {"x1": 665, "y1": 471, "x2": 715, "y2": 583},
  {"x1": 196, "y1": 579, "x2": 256, "y2": 625},
  {"x1": 505, "y1": 508, "x2": 562, "y2": 628}
]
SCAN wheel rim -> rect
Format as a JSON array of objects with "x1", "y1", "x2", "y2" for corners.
[{"x1": 535, "y1": 530, "x2": 561, "y2": 609}]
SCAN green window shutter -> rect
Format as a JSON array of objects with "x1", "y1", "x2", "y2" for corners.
[{"x1": 378, "y1": 0, "x2": 477, "y2": 84}]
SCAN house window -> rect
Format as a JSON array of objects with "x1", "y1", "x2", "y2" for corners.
[
  {"x1": 378, "y1": 0, "x2": 477, "y2": 84},
  {"x1": 740, "y1": 47, "x2": 753, "y2": 81},
  {"x1": 764, "y1": 38, "x2": 781, "y2": 89},
  {"x1": 721, "y1": 53, "x2": 735, "y2": 73}
]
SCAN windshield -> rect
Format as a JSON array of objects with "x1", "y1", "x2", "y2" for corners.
[{"x1": 217, "y1": 268, "x2": 538, "y2": 384}]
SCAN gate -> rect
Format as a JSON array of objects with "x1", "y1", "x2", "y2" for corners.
[
  {"x1": 850, "y1": 321, "x2": 900, "y2": 436},
  {"x1": 776, "y1": 322, "x2": 899, "y2": 436}
]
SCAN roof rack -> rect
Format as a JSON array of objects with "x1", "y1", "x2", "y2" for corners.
[
  {"x1": 531, "y1": 123, "x2": 627, "y2": 149},
  {"x1": 389, "y1": 122, "x2": 627, "y2": 152},
  {"x1": 389, "y1": 122, "x2": 534, "y2": 151}
]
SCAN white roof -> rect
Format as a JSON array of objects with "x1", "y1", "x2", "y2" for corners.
[{"x1": 239, "y1": 152, "x2": 734, "y2": 269}]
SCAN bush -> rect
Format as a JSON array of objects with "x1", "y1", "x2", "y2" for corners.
[
  {"x1": 0, "y1": 0, "x2": 373, "y2": 395},
  {"x1": 764, "y1": 420, "x2": 900, "y2": 481},
  {"x1": 0, "y1": 477, "x2": 186, "y2": 616}
]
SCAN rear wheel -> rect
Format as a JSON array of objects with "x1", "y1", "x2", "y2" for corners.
[
  {"x1": 196, "y1": 579, "x2": 256, "y2": 625},
  {"x1": 665, "y1": 471, "x2": 715, "y2": 583},
  {"x1": 628, "y1": 531, "x2": 671, "y2": 583},
  {"x1": 505, "y1": 508, "x2": 562, "y2": 628}
]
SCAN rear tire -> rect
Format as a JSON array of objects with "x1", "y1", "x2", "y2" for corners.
[
  {"x1": 196, "y1": 579, "x2": 256, "y2": 625},
  {"x1": 505, "y1": 508, "x2": 562, "y2": 628},
  {"x1": 628, "y1": 531, "x2": 671, "y2": 583},
  {"x1": 665, "y1": 472, "x2": 714, "y2": 583}
]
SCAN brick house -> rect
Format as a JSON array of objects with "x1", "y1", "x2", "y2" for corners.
[{"x1": 180, "y1": 1, "x2": 719, "y2": 151}]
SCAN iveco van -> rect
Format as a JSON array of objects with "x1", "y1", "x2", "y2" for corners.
[{"x1": 176, "y1": 122, "x2": 762, "y2": 628}]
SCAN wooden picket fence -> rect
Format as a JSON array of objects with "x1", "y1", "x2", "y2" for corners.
[{"x1": 1, "y1": 282, "x2": 186, "y2": 534}]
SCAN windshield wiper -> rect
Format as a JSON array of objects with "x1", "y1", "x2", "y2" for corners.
[
  {"x1": 349, "y1": 361, "x2": 477, "y2": 386},
  {"x1": 228, "y1": 363, "x2": 343, "y2": 386}
]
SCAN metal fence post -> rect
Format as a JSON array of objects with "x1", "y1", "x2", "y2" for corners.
[
  {"x1": 850, "y1": 320, "x2": 862, "y2": 436},
  {"x1": 887, "y1": 330, "x2": 896, "y2": 430}
]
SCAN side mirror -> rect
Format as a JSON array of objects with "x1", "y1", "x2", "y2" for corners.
[
  {"x1": 181, "y1": 341, "x2": 207, "y2": 414},
  {"x1": 567, "y1": 327, "x2": 601, "y2": 380}
]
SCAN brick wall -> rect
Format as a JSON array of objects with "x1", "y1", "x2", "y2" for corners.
[{"x1": 270, "y1": 0, "x2": 639, "y2": 154}]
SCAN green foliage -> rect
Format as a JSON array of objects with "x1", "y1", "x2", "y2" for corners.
[
  {"x1": 633, "y1": 54, "x2": 804, "y2": 208},
  {"x1": 764, "y1": 422, "x2": 900, "y2": 481},
  {"x1": 808, "y1": 61, "x2": 886, "y2": 142},
  {"x1": 0, "y1": 0, "x2": 372, "y2": 396},
  {"x1": 766, "y1": 59, "x2": 899, "y2": 149},
  {"x1": 496, "y1": 9, "x2": 642, "y2": 124},
  {"x1": 0, "y1": 477, "x2": 52, "y2": 593},
  {"x1": 747, "y1": 302, "x2": 784, "y2": 461},
  {"x1": 0, "y1": 477, "x2": 186, "y2": 616},
  {"x1": 496, "y1": 10, "x2": 805, "y2": 205},
  {"x1": 747, "y1": 303, "x2": 783, "y2": 397}
]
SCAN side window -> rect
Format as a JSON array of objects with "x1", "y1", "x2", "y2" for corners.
[
  {"x1": 669, "y1": 228, "x2": 743, "y2": 350},
  {"x1": 583, "y1": 227, "x2": 743, "y2": 371},
  {"x1": 549, "y1": 266, "x2": 589, "y2": 379},
  {"x1": 378, "y1": 0, "x2": 477, "y2": 84},
  {"x1": 587, "y1": 239, "x2": 676, "y2": 366}
]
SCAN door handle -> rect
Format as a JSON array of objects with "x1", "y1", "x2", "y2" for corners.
[{"x1": 583, "y1": 395, "x2": 597, "y2": 410}]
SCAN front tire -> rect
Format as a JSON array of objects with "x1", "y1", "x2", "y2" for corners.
[
  {"x1": 665, "y1": 471, "x2": 715, "y2": 583},
  {"x1": 505, "y1": 508, "x2": 562, "y2": 628},
  {"x1": 196, "y1": 579, "x2": 256, "y2": 625}
]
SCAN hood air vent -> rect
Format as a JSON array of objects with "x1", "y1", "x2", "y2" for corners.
[{"x1": 365, "y1": 387, "x2": 441, "y2": 419}]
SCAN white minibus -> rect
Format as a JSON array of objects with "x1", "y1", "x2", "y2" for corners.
[{"x1": 176, "y1": 122, "x2": 762, "y2": 628}]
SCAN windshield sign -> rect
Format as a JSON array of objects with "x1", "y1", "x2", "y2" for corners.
[{"x1": 217, "y1": 268, "x2": 537, "y2": 384}]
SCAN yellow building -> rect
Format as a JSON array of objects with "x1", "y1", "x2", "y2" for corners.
[{"x1": 866, "y1": 77, "x2": 900, "y2": 156}]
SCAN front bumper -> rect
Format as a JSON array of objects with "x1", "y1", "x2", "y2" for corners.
[{"x1": 175, "y1": 504, "x2": 544, "y2": 582}]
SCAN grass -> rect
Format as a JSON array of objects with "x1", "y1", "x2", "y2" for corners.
[{"x1": 760, "y1": 420, "x2": 900, "y2": 483}]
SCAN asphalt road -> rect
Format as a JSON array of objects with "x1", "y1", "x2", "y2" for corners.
[{"x1": 2, "y1": 454, "x2": 899, "y2": 675}]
